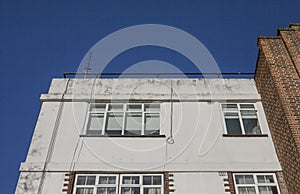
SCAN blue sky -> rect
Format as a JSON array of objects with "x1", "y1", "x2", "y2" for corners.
[{"x1": 0, "y1": 0, "x2": 299, "y2": 193}]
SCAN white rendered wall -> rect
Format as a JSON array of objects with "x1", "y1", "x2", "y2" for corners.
[{"x1": 16, "y1": 78, "x2": 281, "y2": 194}]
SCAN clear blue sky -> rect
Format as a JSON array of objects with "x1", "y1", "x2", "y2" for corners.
[{"x1": 0, "y1": 0, "x2": 299, "y2": 193}]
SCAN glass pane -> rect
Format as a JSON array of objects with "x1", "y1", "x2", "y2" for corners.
[
  {"x1": 121, "y1": 187, "x2": 130, "y2": 194},
  {"x1": 121, "y1": 187, "x2": 140, "y2": 194},
  {"x1": 257, "y1": 175, "x2": 274, "y2": 183},
  {"x1": 145, "y1": 104, "x2": 160, "y2": 112},
  {"x1": 99, "y1": 177, "x2": 108, "y2": 184},
  {"x1": 91, "y1": 104, "x2": 106, "y2": 111},
  {"x1": 87, "y1": 114, "x2": 104, "y2": 134},
  {"x1": 143, "y1": 176, "x2": 151, "y2": 185},
  {"x1": 108, "y1": 177, "x2": 116, "y2": 184},
  {"x1": 97, "y1": 187, "x2": 116, "y2": 194},
  {"x1": 106, "y1": 113, "x2": 123, "y2": 135},
  {"x1": 143, "y1": 175, "x2": 161, "y2": 185},
  {"x1": 152, "y1": 176, "x2": 162, "y2": 185},
  {"x1": 77, "y1": 176, "x2": 86, "y2": 185},
  {"x1": 145, "y1": 113, "x2": 160, "y2": 135},
  {"x1": 235, "y1": 175, "x2": 255, "y2": 184},
  {"x1": 242, "y1": 111, "x2": 261, "y2": 134},
  {"x1": 238, "y1": 187, "x2": 256, "y2": 194},
  {"x1": 76, "y1": 188, "x2": 94, "y2": 194},
  {"x1": 99, "y1": 176, "x2": 116, "y2": 184},
  {"x1": 122, "y1": 176, "x2": 139, "y2": 184},
  {"x1": 144, "y1": 188, "x2": 161, "y2": 194},
  {"x1": 128, "y1": 104, "x2": 142, "y2": 111},
  {"x1": 258, "y1": 186, "x2": 278, "y2": 194},
  {"x1": 86, "y1": 176, "x2": 96, "y2": 185},
  {"x1": 108, "y1": 188, "x2": 116, "y2": 194},
  {"x1": 225, "y1": 113, "x2": 242, "y2": 134},
  {"x1": 97, "y1": 188, "x2": 106, "y2": 194},
  {"x1": 240, "y1": 104, "x2": 255, "y2": 110},
  {"x1": 125, "y1": 113, "x2": 142, "y2": 135},
  {"x1": 222, "y1": 104, "x2": 238, "y2": 111},
  {"x1": 108, "y1": 104, "x2": 123, "y2": 111}
]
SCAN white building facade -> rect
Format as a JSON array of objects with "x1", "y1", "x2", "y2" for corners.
[{"x1": 15, "y1": 78, "x2": 283, "y2": 194}]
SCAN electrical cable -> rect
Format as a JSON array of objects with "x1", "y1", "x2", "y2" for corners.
[
  {"x1": 166, "y1": 80, "x2": 175, "y2": 144},
  {"x1": 37, "y1": 78, "x2": 70, "y2": 194}
]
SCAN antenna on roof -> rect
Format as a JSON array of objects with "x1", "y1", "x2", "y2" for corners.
[{"x1": 84, "y1": 51, "x2": 93, "y2": 78}]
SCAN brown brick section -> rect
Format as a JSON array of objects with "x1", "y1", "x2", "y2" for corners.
[
  {"x1": 164, "y1": 172, "x2": 175, "y2": 193},
  {"x1": 279, "y1": 24, "x2": 300, "y2": 76},
  {"x1": 255, "y1": 24, "x2": 300, "y2": 194},
  {"x1": 276, "y1": 172, "x2": 289, "y2": 194},
  {"x1": 62, "y1": 172, "x2": 75, "y2": 194},
  {"x1": 224, "y1": 172, "x2": 235, "y2": 194}
]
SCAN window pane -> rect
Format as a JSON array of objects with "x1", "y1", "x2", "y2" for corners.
[
  {"x1": 143, "y1": 176, "x2": 151, "y2": 185},
  {"x1": 122, "y1": 176, "x2": 139, "y2": 184},
  {"x1": 99, "y1": 177, "x2": 108, "y2": 184},
  {"x1": 258, "y1": 186, "x2": 278, "y2": 194},
  {"x1": 108, "y1": 104, "x2": 123, "y2": 111},
  {"x1": 76, "y1": 188, "x2": 94, "y2": 194},
  {"x1": 145, "y1": 113, "x2": 160, "y2": 135},
  {"x1": 237, "y1": 187, "x2": 256, "y2": 194},
  {"x1": 121, "y1": 187, "x2": 140, "y2": 194},
  {"x1": 128, "y1": 104, "x2": 142, "y2": 111},
  {"x1": 242, "y1": 111, "x2": 261, "y2": 134},
  {"x1": 222, "y1": 104, "x2": 238, "y2": 111},
  {"x1": 108, "y1": 177, "x2": 116, "y2": 184},
  {"x1": 91, "y1": 104, "x2": 106, "y2": 111},
  {"x1": 225, "y1": 113, "x2": 242, "y2": 134},
  {"x1": 108, "y1": 188, "x2": 116, "y2": 194},
  {"x1": 97, "y1": 187, "x2": 116, "y2": 194},
  {"x1": 87, "y1": 114, "x2": 104, "y2": 134},
  {"x1": 99, "y1": 176, "x2": 116, "y2": 184},
  {"x1": 240, "y1": 104, "x2": 255, "y2": 110},
  {"x1": 106, "y1": 113, "x2": 123, "y2": 135},
  {"x1": 97, "y1": 188, "x2": 106, "y2": 194},
  {"x1": 86, "y1": 176, "x2": 96, "y2": 185},
  {"x1": 152, "y1": 176, "x2": 162, "y2": 185},
  {"x1": 144, "y1": 188, "x2": 161, "y2": 194},
  {"x1": 77, "y1": 176, "x2": 86, "y2": 185},
  {"x1": 257, "y1": 175, "x2": 275, "y2": 183},
  {"x1": 235, "y1": 175, "x2": 255, "y2": 184},
  {"x1": 145, "y1": 104, "x2": 160, "y2": 112},
  {"x1": 125, "y1": 113, "x2": 142, "y2": 135}
]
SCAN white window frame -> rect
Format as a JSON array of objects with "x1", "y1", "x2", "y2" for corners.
[
  {"x1": 221, "y1": 103, "x2": 262, "y2": 135},
  {"x1": 73, "y1": 174, "x2": 164, "y2": 194},
  {"x1": 120, "y1": 174, "x2": 164, "y2": 194},
  {"x1": 73, "y1": 174, "x2": 119, "y2": 194},
  {"x1": 84, "y1": 103, "x2": 161, "y2": 136},
  {"x1": 233, "y1": 173, "x2": 280, "y2": 194}
]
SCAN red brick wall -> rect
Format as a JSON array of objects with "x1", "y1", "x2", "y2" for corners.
[{"x1": 255, "y1": 24, "x2": 300, "y2": 194}]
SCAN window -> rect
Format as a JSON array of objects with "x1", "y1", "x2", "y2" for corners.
[
  {"x1": 73, "y1": 174, "x2": 164, "y2": 194},
  {"x1": 222, "y1": 104, "x2": 261, "y2": 135},
  {"x1": 86, "y1": 104, "x2": 160, "y2": 136},
  {"x1": 234, "y1": 173, "x2": 280, "y2": 194}
]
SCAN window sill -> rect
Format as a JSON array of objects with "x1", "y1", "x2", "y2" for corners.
[
  {"x1": 223, "y1": 134, "x2": 268, "y2": 137},
  {"x1": 80, "y1": 134, "x2": 166, "y2": 138}
]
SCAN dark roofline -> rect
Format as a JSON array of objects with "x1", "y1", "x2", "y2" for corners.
[{"x1": 63, "y1": 72, "x2": 255, "y2": 79}]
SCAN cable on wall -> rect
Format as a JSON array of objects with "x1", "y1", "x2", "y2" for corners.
[
  {"x1": 166, "y1": 80, "x2": 175, "y2": 144},
  {"x1": 37, "y1": 78, "x2": 71, "y2": 194}
]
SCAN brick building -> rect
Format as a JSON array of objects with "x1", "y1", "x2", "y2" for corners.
[{"x1": 255, "y1": 23, "x2": 300, "y2": 194}]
